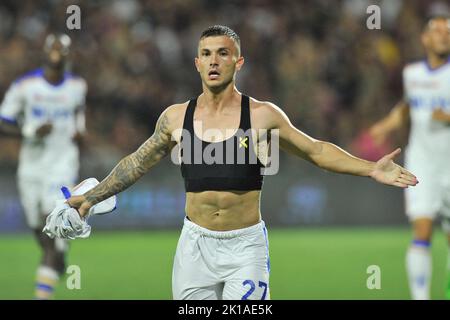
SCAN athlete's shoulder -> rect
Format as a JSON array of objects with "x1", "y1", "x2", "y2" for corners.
[
  {"x1": 162, "y1": 100, "x2": 190, "y2": 129},
  {"x1": 65, "y1": 72, "x2": 85, "y2": 82},
  {"x1": 403, "y1": 59, "x2": 426, "y2": 75},
  {"x1": 164, "y1": 101, "x2": 189, "y2": 116},
  {"x1": 66, "y1": 72, "x2": 87, "y2": 90},
  {"x1": 248, "y1": 96, "x2": 287, "y2": 129},
  {"x1": 13, "y1": 68, "x2": 44, "y2": 86},
  {"x1": 248, "y1": 96, "x2": 284, "y2": 116}
]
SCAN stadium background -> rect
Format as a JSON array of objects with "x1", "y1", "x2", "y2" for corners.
[{"x1": 0, "y1": 0, "x2": 448, "y2": 299}]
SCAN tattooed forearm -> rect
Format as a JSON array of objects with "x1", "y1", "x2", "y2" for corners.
[{"x1": 84, "y1": 113, "x2": 171, "y2": 205}]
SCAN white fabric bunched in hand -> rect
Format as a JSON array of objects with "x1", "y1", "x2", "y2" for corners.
[
  {"x1": 43, "y1": 201, "x2": 91, "y2": 239},
  {"x1": 42, "y1": 178, "x2": 117, "y2": 240}
]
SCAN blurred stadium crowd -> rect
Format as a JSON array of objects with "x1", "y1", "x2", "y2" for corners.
[{"x1": 0, "y1": 0, "x2": 448, "y2": 171}]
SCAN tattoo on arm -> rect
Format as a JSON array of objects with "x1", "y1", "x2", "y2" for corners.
[{"x1": 84, "y1": 113, "x2": 172, "y2": 205}]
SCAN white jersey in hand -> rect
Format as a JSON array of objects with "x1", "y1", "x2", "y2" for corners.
[{"x1": 0, "y1": 68, "x2": 87, "y2": 179}]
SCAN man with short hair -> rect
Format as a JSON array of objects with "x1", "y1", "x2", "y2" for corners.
[{"x1": 68, "y1": 25, "x2": 417, "y2": 300}]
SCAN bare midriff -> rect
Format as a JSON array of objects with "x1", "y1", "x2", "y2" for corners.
[{"x1": 185, "y1": 190, "x2": 261, "y2": 231}]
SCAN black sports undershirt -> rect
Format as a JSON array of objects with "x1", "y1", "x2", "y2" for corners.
[{"x1": 180, "y1": 95, "x2": 264, "y2": 192}]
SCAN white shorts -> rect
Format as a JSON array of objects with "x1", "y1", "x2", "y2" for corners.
[
  {"x1": 404, "y1": 151, "x2": 450, "y2": 223},
  {"x1": 172, "y1": 218, "x2": 270, "y2": 300},
  {"x1": 18, "y1": 175, "x2": 76, "y2": 229}
]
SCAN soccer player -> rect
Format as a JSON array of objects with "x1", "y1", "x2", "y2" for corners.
[
  {"x1": 370, "y1": 15, "x2": 450, "y2": 300},
  {"x1": 67, "y1": 25, "x2": 417, "y2": 300},
  {"x1": 0, "y1": 34, "x2": 87, "y2": 299}
]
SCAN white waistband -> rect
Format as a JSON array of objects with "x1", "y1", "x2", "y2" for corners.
[{"x1": 183, "y1": 217, "x2": 265, "y2": 239}]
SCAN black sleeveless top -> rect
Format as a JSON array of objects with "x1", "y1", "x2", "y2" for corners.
[{"x1": 180, "y1": 95, "x2": 264, "y2": 192}]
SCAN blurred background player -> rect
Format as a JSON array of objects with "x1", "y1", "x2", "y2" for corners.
[
  {"x1": 0, "y1": 33, "x2": 87, "y2": 299},
  {"x1": 370, "y1": 15, "x2": 450, "y2": 300}
]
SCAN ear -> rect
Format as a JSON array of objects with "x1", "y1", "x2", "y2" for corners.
[
  {"x1": 421, "y1": 32, "x2": 428, "y2": 48},
  {"x1": 235, "y1": 56, "x2": 245, "y2": 71},
  {"x1": 194, "y1": 57, "x2": 200, "y2": 72}
]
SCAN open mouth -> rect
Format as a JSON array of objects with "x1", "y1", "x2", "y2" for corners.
[{"x1": 208, "y1": 70, "x2": 220, "y2": 80}]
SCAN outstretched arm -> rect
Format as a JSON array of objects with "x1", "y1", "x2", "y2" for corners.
[
  {"x1": 68, "y1": 109, "x2": 175, "y2": 216},
  {"x1": 265, "y1": 102, "x2": 418, "y2": 188}
]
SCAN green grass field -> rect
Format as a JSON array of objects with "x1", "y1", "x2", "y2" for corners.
[{"x1": 0, "y1": 227, "x2": 448, "y2": 300}]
